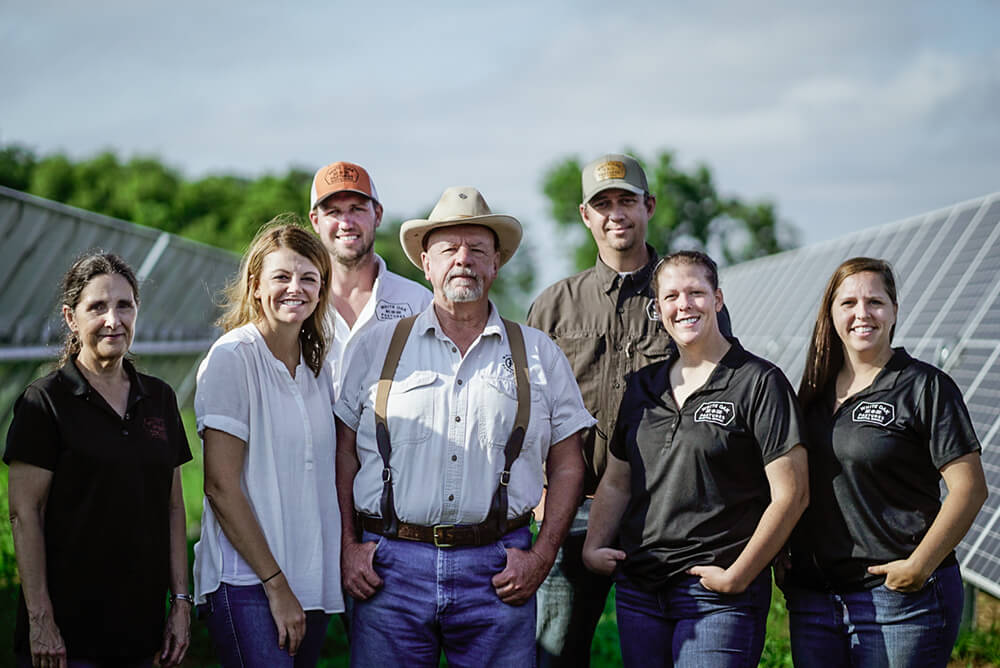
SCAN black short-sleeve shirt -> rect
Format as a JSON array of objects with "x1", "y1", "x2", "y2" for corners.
[
  {"x1": 4, "y1": 359, "x2": 192, "y2": 660},
  {"x1": 609, "y1": 338, "x2": 803, "y2": 591},
  {"x1": 788, "y1": 348, "x2": 980, "y2": 591}
]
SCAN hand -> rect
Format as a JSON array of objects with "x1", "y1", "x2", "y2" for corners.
[
  {"x1": 342, "y1": 540, "x2": 383, "y2": 600},
  {"x1": 868, "y1": 559, "x2": 931, "y2": 592},
  {"x1": 582, "y1": 546, "x2": 626, "y2": 576},
  {"x1": 773, "y1": 550, "x2": 792, "y2": 588},
  {"x1": 687, "y1": 565, "x2": 748, "y2": 594},
  {"x1": 262, "y1": 573, "x2": 307, "y2": 655},
  {"x1": 156, "y1": 601, "x2": 191, "y2": 667},
  {"x1": 28, "y1": 612, "x2": 67, "y2": 668},
  {"x1": 491, "y1": 547, "x2": 550, "y2": 605}
]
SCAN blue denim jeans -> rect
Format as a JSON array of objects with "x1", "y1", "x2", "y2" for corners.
[
  {"x1": 198, "y1": 582, "x2": 331, "y2": 668},
  {"x1": 615, "y1": 569, "x2": 771, "y2": 668},
  {"x1": 784, "y1": 563, "x2": 963, "y2": 668},
  {"x1": 350, "y1": 527, "x2": 536, "y2": 668},
  {"x1": 536, "y1": 501, "x2": 614, "y2": 668}
]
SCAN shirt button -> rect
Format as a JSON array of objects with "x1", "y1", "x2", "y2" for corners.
[
  {"x1": 124, "y1": 413, "x2": 130, "y2": 420},
  {"x1": 451, "y1": 346, "x2": 458, "y2": 353},
  {"x1": 451, "y1": 455, "x2": 458, "y2": 461},
  {"x1": 122, "y1": 429, "x2": 129, "y2": 436},
  {"x1": 613, "y1": 382, "x2": 620, "y2": 389},
  {"x1": 457, "y1": 379, "x2": 463, "y2": 386},
  {"x1": 455, "y1": 416, "x2": 461, "y2": 422},
  {"x1": 448, "y1": 494, "x2": 455, "y2": 501}
]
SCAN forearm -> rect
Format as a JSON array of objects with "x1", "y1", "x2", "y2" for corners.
[
  {"x1": 583, "y1": 470, "x2": 631, "y2": 554},
  {"x1": 205, "y1": 485, "x2": 281, "y2": 579},
  {"x1": 10, "y1": 506, "x2": 55, "y2": 618},
  {"x1": 167, "y1": 468, "x2": 189, "y2": 595},
  {"x1": 907, "y1": 476, "x2": 987, "y2": 577},
  {"x1": 335, "y1": 418, "x2": 362, "y2": 547},
  {"x1": 531, "y1": 435, "x2": 584, "y2": 566}
]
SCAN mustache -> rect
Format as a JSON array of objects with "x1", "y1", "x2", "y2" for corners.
[{"x1": 446, "y1": 267, "x2": 479, "y2": 281}]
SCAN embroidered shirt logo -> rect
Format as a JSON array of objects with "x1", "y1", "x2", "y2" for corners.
[
  {"x1": 144, "y1": 417, "x2": 167, "y2": 441},
  {"x1": 376, "y1": 301, "x2": 413, "y2": 321},
  {"x1": 694, "y1": 401, "x2": 735, "y2": 426},
  {"x1": 853, "y1": 401, "x2": 895, "y2": 426},
  {"x1": 501, "y1": 354, "x2": 514, "y2": 375}
]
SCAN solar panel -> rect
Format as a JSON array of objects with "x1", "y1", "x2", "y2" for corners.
[{"x1": 719, "y1": 192, "x2": 1000, "y2": 600}]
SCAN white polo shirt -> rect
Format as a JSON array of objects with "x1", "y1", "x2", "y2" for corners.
[
  {"x1": 192, "y1": 323, "x2": 344, "y2": 613},
  {"x1": 326, "y1": 254, "x2": 432, "y2": 396},
  {"x1": 334, "y1": 302, "x2": 595, "y2": 526}
]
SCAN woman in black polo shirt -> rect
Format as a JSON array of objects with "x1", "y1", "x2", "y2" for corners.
[
  {"x1": 583, "y1": 250, "x2": 809, "y2": 668},
  {"x1": 786, "y1": 257, "x2": 988, "y2": 667},
  {"x1": 5, "y1": 253, "x2": 192, "y2": 667}
]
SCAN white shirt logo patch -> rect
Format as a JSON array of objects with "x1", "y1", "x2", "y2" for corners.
[
  {"x1": 694, "y1": 401, "x2": 735, "y2": 426},
  {"x1": 853, "y1": 401, "x2": 895, "y2": 426},
  {"x1": 376, "y1": 301, "x2": 413, "y2": 321}
]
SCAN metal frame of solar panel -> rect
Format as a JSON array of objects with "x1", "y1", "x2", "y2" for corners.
[
  {"x1": 0, "y1": 185, "x2": 239, "y2": 423},
  {"x1": 719, "y1": 192, "x2": 1000, "y2": 600}
]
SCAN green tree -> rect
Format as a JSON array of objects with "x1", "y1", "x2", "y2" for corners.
[
  {"x1": 0, "y1": 144, "x2": 36, "y2": 191},
  {"x1": 542, "y1": 149, "x2": 798, "y2": 272}
]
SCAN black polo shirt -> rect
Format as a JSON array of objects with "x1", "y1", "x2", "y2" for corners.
[
  {"x1": 609, "y1": 338, "x2": 803, "y2": 591},
  {"x1": 4, "y1": 359, "x2": 191, "y2": 660},
  {"x1": 788, "y1": 348, "x2": 980, "y2": 591}
]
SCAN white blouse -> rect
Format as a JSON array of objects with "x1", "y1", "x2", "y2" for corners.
[{"x1": 192, "y1": 323, "x2": 343, "y2": 613}]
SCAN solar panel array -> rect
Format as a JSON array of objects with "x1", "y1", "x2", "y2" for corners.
[
  {"x1": 719, "y1": 192, "x2": 1000, "y2": 599},
  {"x1": 0, "y1": 186, "x2": 239, "y2": 423}
]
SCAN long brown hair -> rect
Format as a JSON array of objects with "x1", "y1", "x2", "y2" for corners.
[
  {"x1": 798, "y1": 257, "x2": 898, "y2": 409},
  {"x1": 58, "y1": 252, "x2": 140, "y2": 367},
  {"x1": 218, "y1": 216, "x2": 332, "y2": 377}
]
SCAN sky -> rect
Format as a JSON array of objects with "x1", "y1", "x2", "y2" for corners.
[{"x1": 4, "y1": 0, "x2": 999, "y2": 285}]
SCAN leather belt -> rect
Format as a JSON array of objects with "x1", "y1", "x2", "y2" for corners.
[{"x1": 358, "y1": 512, "x2": 532, "y2": 547}]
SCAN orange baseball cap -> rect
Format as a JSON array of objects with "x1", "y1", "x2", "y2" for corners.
[{"x1": 310, "y1": 161, "x2": 380, "y2": 210}]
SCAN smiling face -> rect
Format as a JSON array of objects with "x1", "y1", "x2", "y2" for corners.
[
  {"x1": 655, "y1": 261, "x2": 724, "y2": 347},
  {"x1": 580, "y1": 187, "x2": 654, "y2": 259},
  {"x1": 253, "y1": 247, "x2": 322, "y2": 329},
  {"x1": 421, "y1": 224, "x2": 499, "y2": 305},
  {"x1": 309, "y1": 191, "x2": 382, "y2": 267},
  {"x1": 830, "y1": 270, "x2": 897, "y2": 362},
  {"x1": 63, "y1": 273, "x2": 137, "y2": 367}
]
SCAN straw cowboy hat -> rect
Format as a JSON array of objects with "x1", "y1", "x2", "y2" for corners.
[{"x1": 400, "y1": 186, "x2": 522, "y2": 268}]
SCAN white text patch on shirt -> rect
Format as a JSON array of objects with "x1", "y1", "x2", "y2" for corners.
[
  {"x1": 853, "y1": 401, "x2": 895, "y2": 426},
  {"x1": 376, "y1": 301, "x2": 414, "y2": 321},
  {"x1": 694, "y1": 401, "x2": 735, "y2": 426}
]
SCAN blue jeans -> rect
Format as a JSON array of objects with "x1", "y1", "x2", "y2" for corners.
[
  {"x1": 536, "y1": 501, "x2": 613, "y2": 667},
  {"x1": 615, "y1": 569, "x2": 771, "y2": 668},
  {"x1": 351, "y1": 527, "x2": 536, "y2": 668},
  {"x1": 198, "y1": 582, "x2": 331, "y2": 668},
  {"x1": 784, "y1": 563, "x2": 963, "y2": 668}
]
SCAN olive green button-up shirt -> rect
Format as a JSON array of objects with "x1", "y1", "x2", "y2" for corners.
[{"x1": 527, "y1": 247, "x2": 672, "y2": 496}]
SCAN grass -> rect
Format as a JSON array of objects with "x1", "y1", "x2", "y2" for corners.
[{"x1": 2, "y1": 409, "x2": 999, "y2": 666}]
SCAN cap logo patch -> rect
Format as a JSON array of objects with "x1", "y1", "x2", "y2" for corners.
[
  {"x1": 594, "y1": 160, "x2": 626, "y2": 181},
  {"x1": 694, "y1": 401, "x2": 735, "y2": 426},
  {"x1": 853, "y1": 401, "x2": 895, "y2": 426},
  {"x1": 325, "y1": 163, "x2": 360, "y2": 185},
  {"x1": 375, "y1": 301, "x2": 413, "y2": 321}
]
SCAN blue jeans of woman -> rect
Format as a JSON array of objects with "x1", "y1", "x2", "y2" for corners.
[
  {"x1": 198, "y1": 582, "x2": 331, "y2": 668},
  {"x1": 615, "y1": 569, "x2": 771, "y2": 668},
  {"x1": 784, "y1": 562, "x2": 963, "y2": 668},
  {"x1": 350, "y1": 527, "x2": 535, "y2": 668}
]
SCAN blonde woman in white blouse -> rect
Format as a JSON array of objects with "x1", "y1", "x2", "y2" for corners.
[{"x1": 193, "y1": 221, "x2": 343, "y2": 667}]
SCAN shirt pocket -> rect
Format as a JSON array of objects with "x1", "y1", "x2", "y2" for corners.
[
  {"x1": 477, "y1": 374, "x2": 519, "y2": 450},
  {"x1": 386, "y1": 370, "x2": 438, "y2": 446}
]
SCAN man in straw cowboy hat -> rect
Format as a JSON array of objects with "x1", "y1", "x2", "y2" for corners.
[
  {"x1": 334, "y1": 186, "x2": 592, "y2": 666},
  {"x1": 308, "y1": 160, "x2": 432, "y2": 395}
]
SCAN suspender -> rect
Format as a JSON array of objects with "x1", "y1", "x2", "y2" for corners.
[{"x1": 373, "y1": 315, "x2": 531, "y2": 537}]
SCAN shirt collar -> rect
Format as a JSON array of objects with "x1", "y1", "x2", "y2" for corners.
[
  {"x1": 59, "y1": 357, "x2": 147, "y2": 399},
  {"x1": 852, "y1": 347, "x2": 910, "y2": 397},
  {"x1": 371, "y1": 253, "x2": 387, "y2": 295},
  {"x1": 654, "y1": 336, "x2": 748, "y2": 397},
  {"x1": 415, "y1": 301, "x2": 506, "y2": 344},
  {"x1": 594, "y1": 244, "x2": 659, "y2": 295}
]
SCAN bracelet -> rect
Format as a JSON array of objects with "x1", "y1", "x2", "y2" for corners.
[
  {"x1": 170, "y1": 593, "x2": 194, "y2": 605},
  {"x1": 261, "y1": 569, "x2": 282, "y2": 584}
]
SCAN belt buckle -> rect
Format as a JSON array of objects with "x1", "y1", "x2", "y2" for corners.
[{"x1": 433, "y1": 524, "x2": 455, "y2": 548}]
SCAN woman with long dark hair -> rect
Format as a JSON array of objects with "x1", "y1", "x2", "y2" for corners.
[
  {"x1": 6, "y1": 252, "x2": 191, "y2": 667},
  {"x1": 785, "y1": 257, "x2": 988, "y2": 667}
]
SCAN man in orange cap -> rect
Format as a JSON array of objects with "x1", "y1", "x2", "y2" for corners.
[{"x1": 308, "y1": 161, "x2": 432, "y2": 394}]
